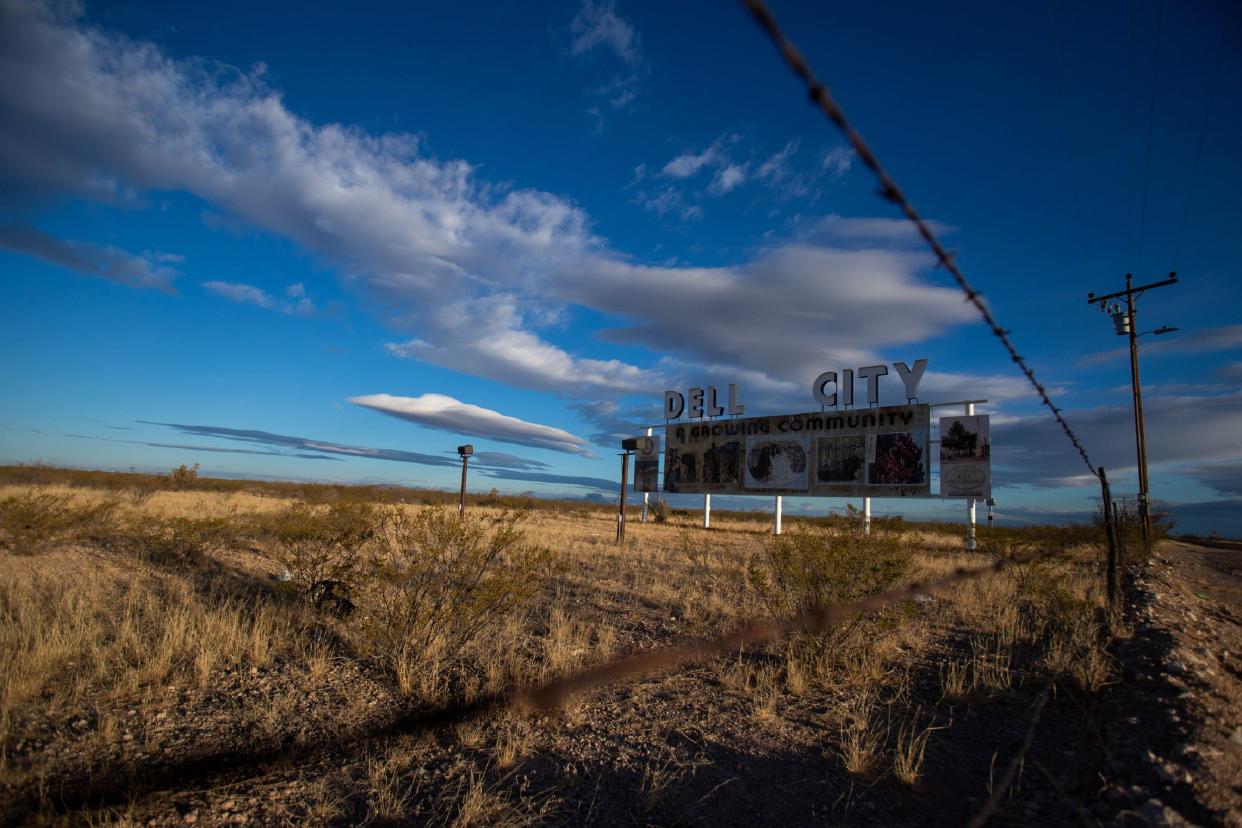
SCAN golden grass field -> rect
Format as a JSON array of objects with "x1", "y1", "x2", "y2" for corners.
[{"x1": 0, "y1": 469, "x2": 1124, "y2": 826}]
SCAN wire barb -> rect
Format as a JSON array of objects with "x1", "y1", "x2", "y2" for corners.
[{"x1": 741, "y1": 0, "x2": 1099, "y2": 479}]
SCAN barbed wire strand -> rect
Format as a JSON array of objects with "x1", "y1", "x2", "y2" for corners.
[
  {"x1": 1134, "y1": 0, "x2": 1165, "y2": 276},
  {"x1": 967, "y1": 685, "x2": 1053, "y2": 827},
  {"x1": 741, "y1": 0, "x2": 1098, "y2": 479},
  {"x1": 1172, "y1": 3, "x2": 1230, "y2": 272},
  {"x1": 11, "y1": 547, "x2": 1069, "y2": 823}
]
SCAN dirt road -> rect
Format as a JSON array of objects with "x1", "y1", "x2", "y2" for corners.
[{"x1": 1097, "y1": 540, "x2": 1242, "y2": 825}]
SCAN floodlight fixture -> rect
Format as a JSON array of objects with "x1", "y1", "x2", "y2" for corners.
[{"x1": 457, "y1": 444, "x2": 474, "y2": 457}]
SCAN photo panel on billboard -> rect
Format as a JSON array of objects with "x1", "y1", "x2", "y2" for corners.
[
  {"x1": 744, "y1": 435, "x2": 810, "y2": 491},
  {"x1": 665, "y1": 404, "x2": 931, "y2": 497},
  {"x1": 664, "y1": 446, "x2": 699, "y2": 493},
  {"x1": 939, "y1": 415, "x2": 991, "y2": 498},
  {"x1": 868, "y1": 429, "x2": 930, "y2": 487},
  {"x1": 815, "y1": 435, "x2": 866, "y2": 486}
]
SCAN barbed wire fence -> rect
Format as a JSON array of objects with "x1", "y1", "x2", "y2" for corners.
[
  {"x1": 741, "y1": 0, "x2": 1098, "y2": 481},
  {"x1": 10, "y1": 3, "x2": 1151, "y2": 825}
]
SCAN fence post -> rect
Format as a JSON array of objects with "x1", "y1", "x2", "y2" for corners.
[{"x1": 1098, "y1": 467, "x2": 1118, "y2": 612}]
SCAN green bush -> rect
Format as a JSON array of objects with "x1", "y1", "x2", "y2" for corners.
[
  {"x1": 0, "y1": 491, "x2": 118, "y2": 554},
  {"x1": 355, "y1": 508, "x2": 557, "y2": 693},
  {"x1": 745, "y1": 525, "x2": 912, "y2": 619}
]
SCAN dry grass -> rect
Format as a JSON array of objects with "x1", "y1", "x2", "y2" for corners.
[{"x1": 0, "y1": 475, "x2": 1117, "y2": 821}]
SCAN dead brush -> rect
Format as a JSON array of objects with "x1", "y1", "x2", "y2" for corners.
[
  {"x1": 892, "y1": 707, "x2": 939, "y2": 786},
  {"x1": 0, "y1": 490, "x2": 118, "y2": 554},
  {"x1": 433, "y1": 768, "x2": 550, "y2": 828},
  {"x1": 106, "y1": 514, "x2": 234, "y2": 568},
  {"x1": 259, "y1": 498, "x2": 381, "y2": 609},
  {"x1": 837, "y1": 693, "x2": 885, "y2": 776},
  {"x1": 352, "y1": 508, "x2": 558, "y2": 697},
  {"x1": 745, "y1": 524, "x2": 912, "y2": 627}
]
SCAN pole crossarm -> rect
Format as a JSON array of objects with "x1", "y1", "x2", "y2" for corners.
[{"x1": 1086, "y1": 272, "x2": 1178, "y2": 305}]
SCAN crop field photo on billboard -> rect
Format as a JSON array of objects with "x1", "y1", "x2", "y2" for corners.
[{"x1": 815, "y1": 435, "x2": 866, "y2": 485}]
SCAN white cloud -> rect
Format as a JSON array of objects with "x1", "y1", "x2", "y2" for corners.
[
  {"x1": 349, "y1": 392, "x2": 593, "y2": 456},
  {"x1": 0, "y1": 3, "x2": 984, "y2": 413},
  {"x1": 709, "y1": 163, "x2": 748, "y2": 195},
  {"x1": 991, "y1": 391, "x2": 1242, "y2": 487},
  {"x1": 755, "y1": 141, "x2": 799, "y2": 184},
  {"x1": 819, "y1": 145, "x2": 854, "y2": 178},
  {"x1": 553, "y1": 245, "x2": 977, "y2": 385},
  {"x1": 0, "y1": 223, "x2": 177, "y2": 291},
  {"x1": 384, "y1": 293, "x2": 665, "y2": 396},
  {"x1": 1077, "y1": 325, "x2": 1242, "y2": 367},
  {"x1": 801, "y1": 215, "x2": 956, "y2": 246},
  {"x1": 202, "y1": 280, "x2": 315, "y2": 315},
  {"x1": 662, "y1": 144, "x2": 723, "y2": 179},
  {"x1": 1183, "y1": 460, "x2": 1242, "y2": 496},
  {"x1": 569, "y1": 0, "x2": 641, "y2": 65},
  {"x1": 632, "y1": 185, "x2": 702, "y2": 221}
]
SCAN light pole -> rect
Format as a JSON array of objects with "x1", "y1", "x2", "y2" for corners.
[
  {"x1": 1087, "y1": 272, "x2": 1178, "y2": 545},
  {"x1": 457, "y1": 444, "x2": 473, "y2": 517},
  {"x1": 619, "y1": 438, "x2": 642, "y2": 543}
]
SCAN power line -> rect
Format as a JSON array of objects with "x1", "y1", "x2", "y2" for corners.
[
  {"x1": 1134, "y1": 0, "x2": 1166, "y2": 275},
  {"x1": 741, "y1": 0, "x2": 1099, "y2": 479},
  {"x1": 1172, "y1": 7, "x2": 1230, "y2": 272},
  {"x1": 1046, "y1": 0, "x2": 1093, "y2": 282},
  {"x1": 1126, "y1": 0, "x2": 1137, "y2": 270}
]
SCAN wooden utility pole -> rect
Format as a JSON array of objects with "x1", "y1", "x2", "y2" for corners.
[{"x1": 1087, "y1": 272, "x2": 1178, "y2": 547}]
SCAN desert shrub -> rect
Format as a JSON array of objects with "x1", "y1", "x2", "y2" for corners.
[
  {"x1": 1095, "y1": 497, "x2": 1173, "y2": 565},
  {"x1": 109, "y1": 514, "x2": 234, "y2": 567},
  {"x1": 0, "y1": 491, "x2": 118, "y2": 554},
  {"x1": 355, "y1": 508, "x2": 557, "y2": 694},
  {"x1": 1003, "y1": 559, "x2": 1112, "y2": 690},
  {"x1": 678, "y1": 528, "x2": 742, "y2": 588},
  {"x1": 746, "y1": 525, "x2": 912, "y2": 620},
  {"x1": 649, "y1": 498, "x2": 669, "y2": 524},
  {"x1": 167, "y1": 463, "x2": 201, "y2": 489},
  {"x1": 262, "y1": 499, "x2": 382, "y2": 597}
]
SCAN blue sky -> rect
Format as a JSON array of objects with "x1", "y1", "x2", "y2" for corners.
[{"x1": 1, "y1": 0, "x2": 1240, "y2": 533}]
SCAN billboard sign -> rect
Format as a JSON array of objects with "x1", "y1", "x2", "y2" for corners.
[
  {"x1": 632, "y1": 435, "x2": 661, "y2": 493},
  {"x1": 938, "y1": 415, "x2": 991, "y2": 498},
  {"x1": 664, "y1": 405, "x2": 931, "y2": 497}
]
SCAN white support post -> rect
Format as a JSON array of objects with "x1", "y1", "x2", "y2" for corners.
[
  {"x1": 774, "y1": 495, "x2": 783, "y2": 535},
  {"x1": 703, "y1": 493, "x2": 712, "y2": 529},
  {"x1": 966, "y1": 401, "x2": 977, "y2": 551},
  {"x1": 863, "y1": 496, "x2": 871, "y2": 537},
  {"x1": 641, "y1": 426, "x2": 652, "y2": 523}
]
